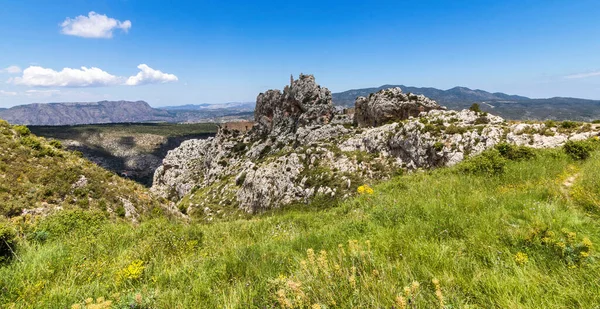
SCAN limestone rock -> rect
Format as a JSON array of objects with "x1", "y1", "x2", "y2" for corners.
[
  {"x1": 255, "y1": 74, "x2": 334, "y2": 135},
  {"x1": 354, "y1": 87, "x2": 444, "y2": 127}
]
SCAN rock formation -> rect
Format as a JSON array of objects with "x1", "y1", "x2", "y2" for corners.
[
  {"x1": 255, "y1": 74, "x2": 333, "y2": 135},
  {"x1": 151, "y1": 74, "x2": 600, "y2": 218},
  {"x1": 354, "y1": 87, "x2": 443, "y2": 127}
]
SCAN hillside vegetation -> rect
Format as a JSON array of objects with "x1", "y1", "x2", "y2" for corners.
[
  {"x1": 1, "y1": 137, "x2": 599, "y2": 308},
  {"x1": 0, "y1": 120, "x2": 165, "y2": 218}
]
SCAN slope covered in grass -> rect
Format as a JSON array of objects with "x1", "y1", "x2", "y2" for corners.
[
  {"x1": 1, "y1": 141, "x2": 600, "y2": 308},
  {"x1": 0, "y1": 120, "x2": 164, "y2": 218}
]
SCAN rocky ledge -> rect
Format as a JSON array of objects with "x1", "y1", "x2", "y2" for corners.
[{"x1": 151, "y1": 74, "x2": 600, "y2": 217}]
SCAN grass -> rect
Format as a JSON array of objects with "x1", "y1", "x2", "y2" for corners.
[{"x1": 1, "y1": 141, "x2": 600, "y2": 308}]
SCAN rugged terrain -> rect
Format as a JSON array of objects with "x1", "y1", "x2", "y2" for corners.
[
  {"x1": 152, "y1": 74, "x2": 600, "y2": 217},
  {"x1": 30, "y1": 123, "x2": 217, "y2": 186},
  {"x1": 0, "y1": 120, "x2": 168, "y2": 221}
]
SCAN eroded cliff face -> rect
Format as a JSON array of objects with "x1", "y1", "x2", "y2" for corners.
[{"x1": 152, "y1": 74, "x2": 600, "y2": 217}]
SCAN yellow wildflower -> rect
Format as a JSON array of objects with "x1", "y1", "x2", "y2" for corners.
[
  {"x1": 582, "y1": 237, "x2": 593, "y2": 250},
  {"x1": 357, "y1": 184, "x2": 374, "y2": 195},
  {"x1": 410, "y1": 281, "x2": 420, "y2": 294},
  {"x1": 395, "y1": 295, "x2": 407, "y2": 309},
  {"x1": 307, "y1": 249, "x2": 315, "y2": 265},
  {"x1": 514, "y1": 252, "x2": 528, "y2": 265}
]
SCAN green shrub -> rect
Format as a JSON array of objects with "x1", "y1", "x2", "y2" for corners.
[
  {"x1": 560, "y1": 121, "x2": 579, "y2": 129},
  {"x1": 49, "y1": 139, "x2": 63, "y2": 149},
  {"x1": 236, "y1": 172, "x2": 247, "y2": 186},
  {"x1": 474, "y1": 116, "x2": 489, "y2": 125},
  {"x1": 0, "y1": 218, "x2": 17, "y2": 263},
  {"x1": 592, "y1": 120, "x2": 600, "y2": 124},
  {"x1": 13, "y1": 125, "x2": 31, "y2": 136},
  {"x1": 422, "y1": 123, "x2": 441, "y2": 135},
  {"x1": 115, "y1": 205, "x2": 127, "y2": 218},
  {"x1": 563, "y1": 140, "x2": 593, "y2": 160},
  {"x1": 445, "y1": 125, "x2": 467, "y2": 135},
  {"x1": 544, "y1": 120, "x2": 557, "y2": 128},
  {"x1": 232, "y1": 142, "x2": 247, "y2": 153},
  {"x1": 433, "y1": 142, "x2": 444, "y2": 152},
  {"x1": 259, "y1": 145, "x2": 272, "y2": 158},
  {"x1": 495, "y1": 143, "x2": 536, "y2": 161},
  {"x1": 20, "y1": 136, "x2": 42, "y2": 150},
  {"x1": 459, "y1": 149, "x2": 507, "y2": 175},
  {"x1": 469, "y1": 103, "x2": 482, "y2": 113}
]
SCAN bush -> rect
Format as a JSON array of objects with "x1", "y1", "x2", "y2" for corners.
[
  {"x1": 0, "y1": 218, "x2": 17, "y2": 263},
  {"x1": 13, "y1": 125, "x2": 30, "y2": 136},
  {"x1": 474, "y1": 116, "x2": 489, "y2": 125},
  {"x1": 236, "y1": 172, "x2": 247, "y2": 186},
  {"x1": 49, "y1": 139, "x2": 63, "y2": 149},
  {"x1": 445, "y1": 125, "x2": 467, "y2": 135},
  {"x1": 495, "y1": 143, "x2": 536, "y2": 161},
  {"x1": 115, "y1": 205, "x2": 127, "y2": 218},
  {"x1": 459, "y1": 149, "x2": 507, "y2": 175},
  {"x1": 21, "y1": 136, "x2": 42, "y2": 150},
  {"x1": 544, "y1": 120, "x2": 557, "y2": 128},
  {"x1": 560, "y1": 121, "x2": 579, "y2": 129},
  {"x1": 433, "y1": 142, "x2": 444, "y2": 152},
  {"x1": 469, "y1": 103, "x2": 482, "y2": 113},
  {"x1": 563, "y1": 140, "x2": 593, "y2": 160},
  {"x1": 232, "y1": 142, "x2": 247, "y2": 153}
]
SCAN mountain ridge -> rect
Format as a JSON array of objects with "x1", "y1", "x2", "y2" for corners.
[
  {"x1": 332, "y1": 85, "x2": 600, "y2": 121},
  {"x1": 2, "y1": 85, "x2": 600, "y2": 126}
]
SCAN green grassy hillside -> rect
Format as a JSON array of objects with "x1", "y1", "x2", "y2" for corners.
[
  {"x1": 1, "y1": 137, "x2": 599, "y2": 308},
  {"x1": 0, "y1": 120, "x2": 164, "y2": 218}
]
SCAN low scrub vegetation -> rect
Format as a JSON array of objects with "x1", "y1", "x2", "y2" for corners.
[
  {"x1": 2, "y1": 139, "x2": 600, "y2": 308},
  {"x1": 0, "y1": 123, "x2": 165, "y2": 218}
]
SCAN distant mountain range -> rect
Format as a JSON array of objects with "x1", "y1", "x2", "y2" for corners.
[
  {"x1": 0, "y1": 101, "x2": 254, "y2": 125},
  {"x1": 161, "y1": 102, "x2": 255, "y2": 111},
  {"x1": 332, "y1": 85, "x2": 600, "y2": 121},
  {"x1": 1, "y1": 85, "x2": 599, "y2": 125}
]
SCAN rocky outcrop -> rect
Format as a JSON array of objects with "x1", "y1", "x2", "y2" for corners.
[
  {"x1": 354, "y1": 87, "x2": 443, "y2": 127},
  {"x1": 255, "y1": 74, "x2": 334, "y2": 135},
  {"x1": 152, "y1": 74, "x2": 600, "y2": 217}
]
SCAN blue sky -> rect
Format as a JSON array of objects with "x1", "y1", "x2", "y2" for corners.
[{"x1": 0, "y1": 0, "x2": 599, "y2": 107}]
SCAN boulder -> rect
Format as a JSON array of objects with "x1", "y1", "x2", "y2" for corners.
[
  {"x1": 354, "y1": 87, "x2": 443, "y2": 127},
  {"x1": 255, "y1": 74, "x2": 334, "y2": 135}
]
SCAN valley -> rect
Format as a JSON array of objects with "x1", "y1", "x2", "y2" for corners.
[{"x1": 29, "y1": 123, "x2": 217, "y2": 186}]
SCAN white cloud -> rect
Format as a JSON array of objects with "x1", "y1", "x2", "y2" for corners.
[
  {"x1": 125, "y1": 64, "x2": 179, "y2": 86},
  {"x1": 13, "y1": 66, "x2": 121, "y2": 87},
  {"x1": 10, "y1": 64, "x2": 178, "y2": 87},
  {"x1": 565, "y1": 70, "x2": 600, "y2": 79},
  {"x1": 0, "y1": 90, "x2": 17, "y2": 96},
  {"x1": 1, "y1": 66, "x2": 21, "y2": 74},
  {"x1": 60, "y1": 11, "x2": 131, "y2": 39}
]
